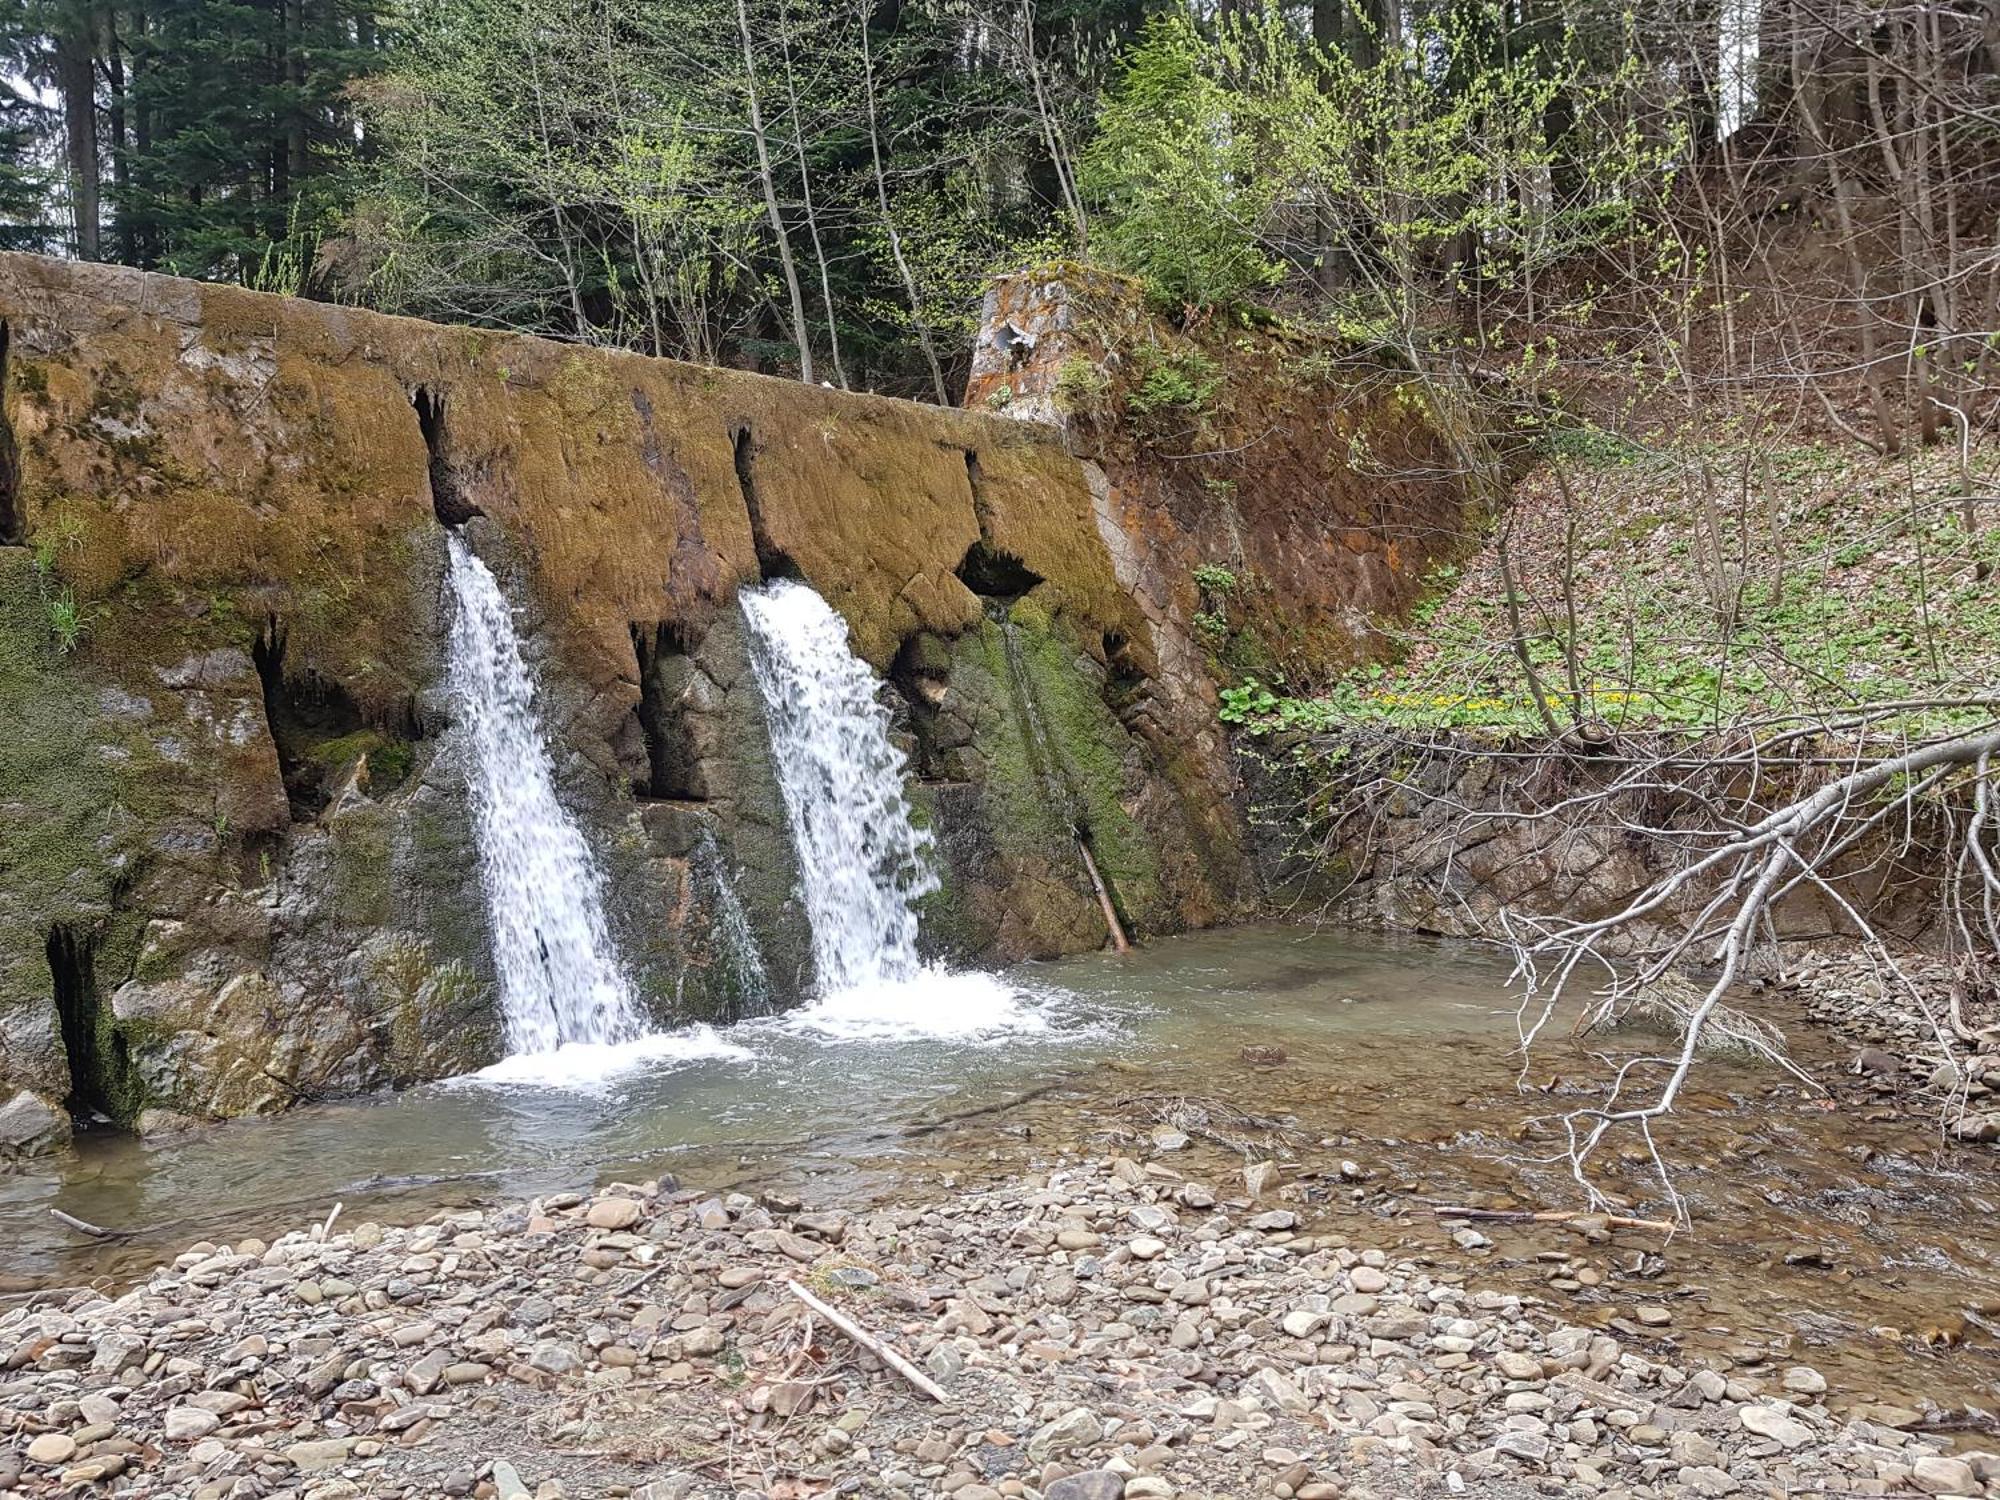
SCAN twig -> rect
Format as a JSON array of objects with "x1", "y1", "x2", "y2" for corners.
[
  {"x1": 0, "y1": 1285, "x2": 96, "y2": 1307},
  {"x1": 318, "y1": 1202, "x2": 343, "y2": 1241},
  {"x1": 1430, "y1": 1204, "x2": 1676, "y2": 1234},
  {"x1": 618, "y1": 1259, "x2": 677, "y2": 1297},
  {"x1": 784, "y1": 1280, "x2": 950, "y2": 1405},
  {"x1": 50, "y1": 1209, "x2": 136, "y2": 1241}
]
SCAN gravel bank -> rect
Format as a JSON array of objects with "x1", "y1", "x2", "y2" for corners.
[{"x1": 2, "y1": 1154, "x2": 1993, "y2": 1499}]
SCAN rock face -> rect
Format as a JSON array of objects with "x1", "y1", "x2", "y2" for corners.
[{"x1": 0, "y1": 252, "x2": 1469, "y2": 1146}]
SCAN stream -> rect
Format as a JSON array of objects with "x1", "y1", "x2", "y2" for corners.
[{"x1": 3, "y1": 922, "x2": 1997, "y2": 1429}]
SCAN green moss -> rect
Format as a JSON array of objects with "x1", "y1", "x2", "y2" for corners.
[
  {"x1": 0, "y1": 552, "x2": 153, "y2": 1021},
  {"x1": 328, "y1": 813, "x2": 394, "y2": 929},
  {"x1": 368, "y1": 933, "x2": 494, "y2": 1083},
  {"x1": 310, "y1": 729, "x2": 415, "y2": 791}
]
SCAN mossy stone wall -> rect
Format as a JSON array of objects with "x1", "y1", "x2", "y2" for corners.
[{"x1": 0, "y1": 253, "x2": 1469, "y2": 1154}]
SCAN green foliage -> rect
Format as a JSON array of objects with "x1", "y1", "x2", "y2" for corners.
[
  {"x1": 1125, "y1": 344, "x2": 1222, "y2": 416},
  {"x1": 1080, "y1": 0, "x2": 1681, "y2": 356},
  {"x1": 1192, "y1": 563, "x2": 1239, "y2": 595},
  {"x1": 310, "y1": 729, "x2": 415, "y2": 791},
  {"x1": 45, "y1": 588, "x2": 85, "y2": 654},
  {"x1": 1233, "y1": 446, "x2": 2000, "y2": 742},
  {"x1": 1540, "y1": 423, "x2": 1650, "y2": 467},
  {"x1": 1053, "y1": 354, "x2": 1113, "y2": 412},
  {"x1": 30, "y1": 511, "x2": 84, "y2": 579},
  {"x1": 1078, "y1": 13, "x2": 1284, "y2": 308}
]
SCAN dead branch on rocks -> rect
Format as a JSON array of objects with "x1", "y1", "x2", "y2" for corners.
[
  {"x1": 1265, "y1": 709, "x2": 2000, "y2": 1218},
  {"x1": 1501, "y1": 723, "x2": 2000, "y2": 1214},
  {"x1": 783, "y1": 1280, "x2": 949, "y2": 1405}
]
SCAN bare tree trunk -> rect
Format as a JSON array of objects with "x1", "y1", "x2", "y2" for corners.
[
  {"x1": 56, "y1": 10, "x2": 100, "y2": 260},
  {"x1": 1792, "y1": 25, "x2": 1899, "y2": 453},
  {"x1": 1017, "y1": 0, "x2": 1087, "y2": 255},
  {"x1": 777, "y1": 8, "x2": 845, "y2": 389},
  {"x1": 738, "y1": 0, "x2": 815, "y2": 384},
  {"x1": 860, "y1": 14, "x2": 947, "y2": 404}
]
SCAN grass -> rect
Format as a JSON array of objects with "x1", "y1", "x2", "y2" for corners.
[{"x1": 1225, "y1": 438, "x2": 2000, "y2": 740}]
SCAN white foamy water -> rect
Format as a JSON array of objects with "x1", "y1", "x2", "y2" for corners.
[
  {"x1": 446, "y1": 535, "x2": 643, "y2": 1055},
  {"x1": 739, "y1": 578, "x2": 939, "y2": 994},
  {"x1": 773, "y1": 967, "x2": 1062, "y2": 1042},
  {"x1": 468, "y1": 1025, "x2": 753, "y2": 1089}
]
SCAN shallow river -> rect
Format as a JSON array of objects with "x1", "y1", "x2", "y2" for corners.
[{"x1": 5, "y1": 924, "x2": 1997, "y2": 1426}]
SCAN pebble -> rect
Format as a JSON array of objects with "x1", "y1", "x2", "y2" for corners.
[
  {"x1": 0, "y1": 1155, "x2": 1976, "y2": 1500},
  {"x1": 163, "y1": 1405, "x2": 221, "y2": 1440},
  {"x1": 1738, "y1": 1404, "x2": 1813, "y2": 1449},
  {"x1": 1045, "y1": 1471, "x2": 1125, "y2": 1500},
  {"x1": 25, "y1": 1434, "x2": 75, "y2": 1465}
]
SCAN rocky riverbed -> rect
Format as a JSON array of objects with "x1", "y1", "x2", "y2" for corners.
[{"x1": 4, "y1": 1150, "x2": 1995, "y2": 1500}]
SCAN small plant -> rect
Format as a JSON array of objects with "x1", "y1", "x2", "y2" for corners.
[
  {"x1": 1053, "y1": 354, "x2": 1111, "y2": 412},
  {"x1": 30, "y1": 512, "x2": 85, "y2": 577},
  {"x1": 46, "y1": 588, "x2": 87, "y2": 653},
  {"x1": 984, "y1": 383, "x2": 1014, "y2": 411},
  {"x1": 1192, "y1": 562, "x2": 1238, "y2": 596},
  {"x1": 1126, "y1": 345, "x2": 1222, "y2": 417},
  {"x1": 1193, "y1": 609, "x2": 1229, "y2": 640},
  {"x1": 1218, "y1": 678, "x2": 1280, "y2": 724}
]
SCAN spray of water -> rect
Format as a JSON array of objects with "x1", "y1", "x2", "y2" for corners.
[
  {"x1": 446, "y1": 534, "x2": 642, "y2": 1054},
  {"x1": 739, "y1": 578, "x2": 938, "y2": 993}
]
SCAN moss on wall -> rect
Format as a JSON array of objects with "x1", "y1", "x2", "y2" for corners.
[{"x1": 0, "y1": 250, "x2": 1311, "y2": 1142}]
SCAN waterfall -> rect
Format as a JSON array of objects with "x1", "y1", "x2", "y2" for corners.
[
  {"x1": 446, "y1": 534, "x2": 642, "y2": 1054},
  {"x1": 693, "y1": 828, "x2": 772, "y2": 1015},
  {"x1": 739, "y1": 578, "x2": 938, "y2": 994}
]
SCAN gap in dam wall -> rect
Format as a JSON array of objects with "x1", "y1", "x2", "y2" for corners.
[{"x1": 0, "y1": 252, "x2": 1471, "y2": 1153}]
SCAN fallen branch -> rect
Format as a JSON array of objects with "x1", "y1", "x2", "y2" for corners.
[
  {"x1": 618, "y1": 1259, "x2": 677, "y2": 1298},
  {"x1": 50, "y1": 1209, "x2": 136, "y2": 1241},
  {"x1": 1429, "y1": 1204, "x2": 1676, "y2": 1234},
  {"x1": 784, "y1": 1280, "x2": 950, "y2": 1404}
]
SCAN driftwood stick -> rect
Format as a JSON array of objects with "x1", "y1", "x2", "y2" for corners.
[
  {"x1": 1431, "y1": 1205, "x2": 1677, "y2": 1234},
  {"x1": 318, "y1": 1202, "x2": 343, "y2": 1241},
  {"x1": 618, "y1": 1258, "x2": 676, "y2": 1298},
  {"x1": 50, "y1": 1209, "x2": 136, "y2": 1241},
  {"x1": 784, "y1": 1280, "x2": 950, "y2": 1404}
]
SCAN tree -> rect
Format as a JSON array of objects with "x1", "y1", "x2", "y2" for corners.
[{"x1": 3, "y1": 0, "x2": 382, "y2": 279}]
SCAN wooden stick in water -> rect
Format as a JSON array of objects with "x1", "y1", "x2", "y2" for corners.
[
  {"x1": 1431, "y1": 1205, "x2": 1677, "y2": 1234},
  {"x1": 50, "y1": 1209, "x2": 135, "y2": 1241}
]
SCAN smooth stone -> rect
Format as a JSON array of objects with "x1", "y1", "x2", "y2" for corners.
[
  {"x1": 1028, "y1": 1408, "x2": 1103, "y2": 1461},
  {"x1": 164, "y1": 1407, "x2": 221, "y2": 1441},
  {"x1": 284, "y1": 1438, "x2": 354, "y2": 1473},
  {"x1": 1738, "y1": 1405, "x2": 1813, "y2": 1450},
  {"x1": 1911, "y1": 1455, "x2": 1978, "y2": 1494},
  {"x1": 586, "y1": 1197, "x2": 643, "y2": 1230},
  {"x1": 1046, "y1": 1471, "x2": 1125, "y2": 1500},
  {"x1": 25, "y1": 1434, "x2": 76, "y2": 1465}
]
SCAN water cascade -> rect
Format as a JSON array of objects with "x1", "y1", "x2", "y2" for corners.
[
  {"x1": 739, "y1": 578, "x2": 938, "y2": 993},
  {"x1": 446, "y1": 534, "x2": 643, "y2": 1054},
  {"x1": 694, "y1": 828, "x2": 773, "y2": 1015}
]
